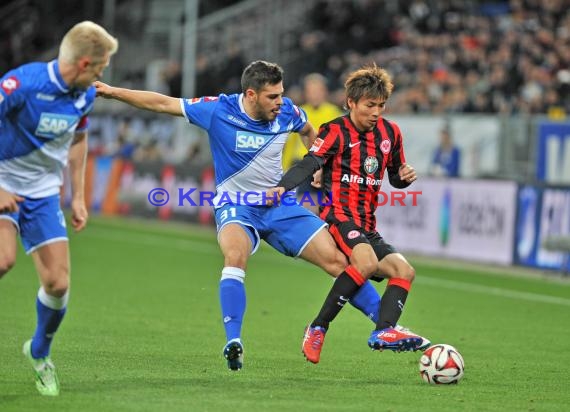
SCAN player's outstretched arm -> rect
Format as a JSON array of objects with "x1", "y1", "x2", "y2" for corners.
[{"x1": 94, "y1": 81, "x2": 183, "y2": 117}]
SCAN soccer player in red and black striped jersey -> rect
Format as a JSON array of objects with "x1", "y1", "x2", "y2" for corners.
[{"x1": 270, "y1": 64, "x2": 429, "y2": 363}]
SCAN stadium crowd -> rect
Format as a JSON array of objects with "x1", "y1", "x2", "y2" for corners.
[
  {"x1": 3, "y1": 0, "x2": 568, "y2": 164},
  {"x1": 0, "y1": 0, "x2": 242, "y2": 77},
  {"x1": 4, "y1": 0, "x2": 568, "y2": 116},
  {"x1": 290, "y1": 0, "x2": 570, "y2": 115},
  {"x1": 115, "y1": 0, "x2": 570, "y2": 161}
]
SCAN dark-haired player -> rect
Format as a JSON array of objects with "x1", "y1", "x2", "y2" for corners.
[
  {"x1": 271, "y1": 64, "x2": 430, "y2": 363},
  {"x1": 95, "y1": 60, "x2": 387, "y2": 371}
]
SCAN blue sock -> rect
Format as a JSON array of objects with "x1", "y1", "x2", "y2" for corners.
[
  {"x1": 350, "y1": 281, "x2": 381, "y2": 324},
  {"x1": 31, "y1": 288, "x2": 68, "y2": 359},
  {"x1": 219, "y1": 267, "x2": 246, "y2": 342}
]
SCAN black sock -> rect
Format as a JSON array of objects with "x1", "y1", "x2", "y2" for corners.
[
  {"x1": 312, "y1": 270, "x2": 363, "y2": 329},
  {"x1": 375, "y1": 285, "x2": 409, "y2": 330}
]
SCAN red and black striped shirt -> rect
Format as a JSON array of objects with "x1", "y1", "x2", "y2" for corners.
[{"x1": 309, "y1": 115, "x2": 409, "y2": 232}]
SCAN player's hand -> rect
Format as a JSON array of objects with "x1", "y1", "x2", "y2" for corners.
[
  {"x1": 311, "y1": 169, "x2": 323, "y2": 189},
  {"x1": 70, "y1": 199, "x2": 89, "y2": 232},
  {"x1": 265, "y1": 187, "x2": 286, "y2": 206},
  {"x1": 399, "y1": 163, "x2": 417, "y2": 183},
  {"x1": 94, "y1": 81, "x2": 113, "y2": 98},
  {"x1": 0, "y1": 188, "x2": 24, "y2": 213}
]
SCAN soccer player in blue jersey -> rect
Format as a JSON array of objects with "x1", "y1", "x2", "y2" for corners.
[
  {"x1": 95, "y1": 61, "x2": 405, "y2": 370},
  {"x1": 0, "y1": 21, "x2": 118, "y2": 396}
]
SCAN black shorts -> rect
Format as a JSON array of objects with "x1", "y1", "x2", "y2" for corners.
[{"x1": 328, "y1": 221, "x2": 397, "y2": 261}]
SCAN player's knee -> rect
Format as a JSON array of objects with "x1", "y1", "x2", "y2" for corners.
[
  {"x1": 41, "y1": 264, "x2": 70, "y2": 296},
  {"x1": 353, "y1": 259, "x2": 378, "y2": 279},
  {"x1": 349, "y1": 247, "x2": 377, "y2": 278},
  {"x1": 392, "y1": 263, "x2": 415, "y2": 283},
  {"x1": 223, "y1": 248, "x2": 249, "y2": 268},
  {"x1": 43, "y1": 278, "x2": 70, "y2": 297},
  {"x1": 0, "y1": 255, "x2": 16, "y2": 277}
]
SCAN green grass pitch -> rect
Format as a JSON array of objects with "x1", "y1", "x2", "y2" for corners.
[{"x1": 1, "y1": 216, "x2": 570, "y2": 411}]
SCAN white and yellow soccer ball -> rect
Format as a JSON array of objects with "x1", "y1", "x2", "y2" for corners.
[{"x1": 419, "y1": 344, "x2": 465, "y2": 384}]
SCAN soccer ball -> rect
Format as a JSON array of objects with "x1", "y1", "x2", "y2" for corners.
[{"x1": 419, "y1": 344, "x2": 465, "y2": 384}]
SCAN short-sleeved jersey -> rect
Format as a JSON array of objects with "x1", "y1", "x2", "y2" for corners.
[
  {"x1": 308, "y1": 115, "x2": 408, "y2": 231},
  {"x1": 0, "y1": 60, "x2": 94, "y2": 198},
  {"x1": 180, "y1": 94, "x2": 307, "y2": 206}
]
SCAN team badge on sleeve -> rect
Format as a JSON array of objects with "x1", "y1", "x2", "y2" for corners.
[
  {"x1": 310, "y1": 138, "x2": 325, "y2": 152},
  {"x1": 1, "y1": 76, "x2": 20, "y2": 95},
  {"x1": 186, "y1": 96, "x2": 219, "y2": 105}
]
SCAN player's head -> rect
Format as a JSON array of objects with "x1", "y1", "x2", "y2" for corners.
[
  {"x1": 345, "y1": 64, "x2": 393, "y2": 131},
  {"x1": 58, "y1": 21, "x2": 119, "y2": 89},
  {"x1": 241, "y1": 61, "x2": 284, "y2": 122},
  {"x1": 303, "y1": 73, "x2": 329, "y2": 108}
]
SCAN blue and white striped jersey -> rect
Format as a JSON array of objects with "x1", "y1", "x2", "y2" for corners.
[
  {"x1": 180, "y1": 93, "x2": 307, "y2": 206},
  {"x1": 0, "y1": 60, "x2": 95, "y2": 198}
]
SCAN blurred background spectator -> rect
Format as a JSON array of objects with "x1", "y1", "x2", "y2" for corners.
[
  {"x1": 290, "y1": 0, "x2": 570, "y2": 116},
  {"x1": 429, "y1": 126, "x2": 461, "y2": 177},
  {"x1": 162, "y1": 61, "x2": 182, "y2": 98},
  {"x1": 282, "y1": 73, "x2": 343, "y2": 171}
]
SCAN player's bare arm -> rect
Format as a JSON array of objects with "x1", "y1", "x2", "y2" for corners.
[
  {"x1": 68, "y1": 131, "x2": 89, "y2": 232},
  {"x1": 0, "y1": 187, "x2": 24, "y2": 213},
  {"x1": 94, "y1": 81, "x2": 183, "y2": 116},
  {"x1": 399, "y1": 163, "x2": 417, "y2": 183},
  {"x1": 298, "y1": 121, "x2": 317, "y2": 149}
]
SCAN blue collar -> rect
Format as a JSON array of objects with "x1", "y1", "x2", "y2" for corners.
[{"x1": 47, "y1": 60, "x2": 70, "y2": 93}]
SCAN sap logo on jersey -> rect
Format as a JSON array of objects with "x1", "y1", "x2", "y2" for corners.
[
  {"x1": 235, "y1": 132, "x2": 270, "y2": 152},
  {"x1": 35, "y1": 112, "x2": 78, "y2": 138}
]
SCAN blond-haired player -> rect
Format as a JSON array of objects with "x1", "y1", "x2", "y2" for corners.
[{"x1": 0, "y1": 21, "x2": 118, "y2": 396}]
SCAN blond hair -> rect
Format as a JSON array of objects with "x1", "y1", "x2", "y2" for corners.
[
  {"x1": 59, "y1": 21, "x2": 118, "y2": 63},
  {"x1": 344, "y1": 64, "x2": 393, "y2": 105}
]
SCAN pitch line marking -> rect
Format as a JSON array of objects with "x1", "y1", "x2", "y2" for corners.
[{"x1": 417, "y1": 276, "x2": 570, "y2": 307}]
